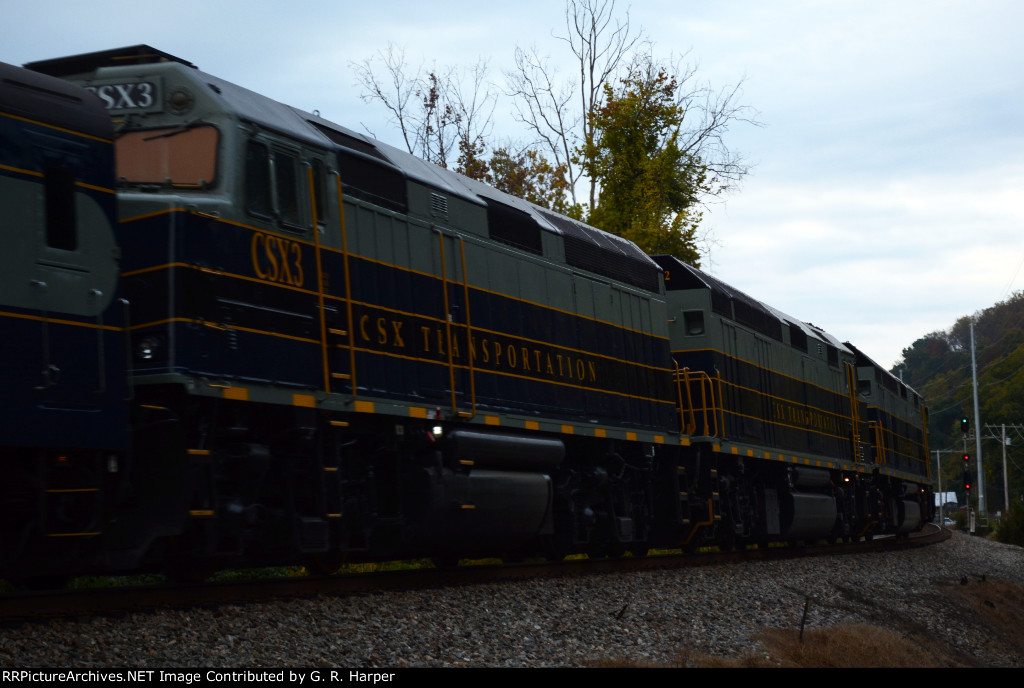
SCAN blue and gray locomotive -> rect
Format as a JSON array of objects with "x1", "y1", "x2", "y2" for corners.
[{"x1": 1, "y1": 46, "x2": 933, "y2": 582}]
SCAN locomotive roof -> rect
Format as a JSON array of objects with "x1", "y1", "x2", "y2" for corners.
[
  {"x1": 845, "y1": 341, "x2": 921, "y2": 399},
  {"x1": 657, "y1": 255, "x2": 922, "y2": 400},
  {"x1": 25, "y1": 45, "x2": 659, "y2": 288},
  {"x1": 296, "y1": 109, "x2": 658, "y2": 281},
  {"x1": 652, "y1": 255, "x2": 854, "y2": 355},
  {"x1": 24, "y1": 45, "x2": 195, "y2": 76},
  {"x1": 0, "y1": 60, "x2": 112, "y2": 139}
]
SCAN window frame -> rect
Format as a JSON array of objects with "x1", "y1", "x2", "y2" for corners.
[{"x1": 245, "y1": 135, "x2": 329, "y2": 236}]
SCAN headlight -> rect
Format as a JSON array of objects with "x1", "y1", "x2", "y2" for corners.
[{"x1": 136, "y1": 335, "x2": 163, "y2": 361}]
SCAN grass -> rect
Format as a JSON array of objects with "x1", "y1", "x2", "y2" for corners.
[{"x1": 599, "y1": 577, "x2": 1024, "y2": 668}]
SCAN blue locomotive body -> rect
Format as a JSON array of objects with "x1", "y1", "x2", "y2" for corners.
[{"x1": 0, "y1": 46, "x2": 933, "y2": 581}]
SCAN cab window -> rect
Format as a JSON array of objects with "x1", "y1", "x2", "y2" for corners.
[
  {"x1": 246, "y1": 139, "x2": 313, "y2": 233},
  {"x1": 245, "y1": 140, "x2": 272, "y2": 216},
  {"x1": 311, "y1": 158, "x2": 326, "y2": 227},
  {"x1": 116, "y1": 125, "x2": 218, "y2": 187},
  {"x1": 273, "y1": 150, "x2": 300, "y2": 226}
]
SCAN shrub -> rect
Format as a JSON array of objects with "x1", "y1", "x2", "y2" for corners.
[{"x1": 994, "y1": 506, "x2": 1024, "y2": 547}]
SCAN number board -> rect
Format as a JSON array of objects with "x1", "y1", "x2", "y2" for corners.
[{"x1": 85, "y1": 80, "x2": 162, "y2": 113}]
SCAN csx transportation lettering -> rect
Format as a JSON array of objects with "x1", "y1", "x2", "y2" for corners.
[
  {"x1": 355, "y1": 311, "x2": 600, "y2": 384},
  {"x1": 251, "y1": 232, "x2": 304, "y2": 287}
]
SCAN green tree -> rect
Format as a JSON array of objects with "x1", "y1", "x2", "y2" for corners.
[
  {"x1": 356, "y1": 1, "x2": 757, "y2": 263},
  {"x1": 507, "y1": 0, "x2": 756, "y2": 262},
  {"x1": 582, "y1": 65, "x2": 706, "y2": 264},
  {"x1": 487, "y1": 147, "x2": 576, "y2": 215},
  {"x1": 456, "y1": 139, "x2": 576, "y2": 215},
  {"x1": 894, "y1": 292, "x2": 1024, "y2": 515}
]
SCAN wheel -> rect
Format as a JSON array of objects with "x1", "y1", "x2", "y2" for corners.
[
  {"x1": 543, "y1": 524, "x2": 573, "y2": 562},
  {"x1": 305, "y1": 553, "x2": 346, "y2": 576},
  {"x1": 165, "y1": 557, "x2": 219, "y2": 583},
  {"x1": 718, "y1": 518, "x2": 737, "y2": 552},
  {"x1": 431, "y1": 555, "x2": 460, "y2": 569},
  {"x1": 11, "y1": 575, "x2": 69, "y2": 591}
]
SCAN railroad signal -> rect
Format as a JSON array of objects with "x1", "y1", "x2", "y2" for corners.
[
  {"x1": 963, "y1": 452, "x2": 970, "y2": 463},
  {"x1": 960, "y1": 417, "x2": 970, "y2": 435},
  {"x1": 963, "y1": 470, "x2": 972, "y2": 491}
]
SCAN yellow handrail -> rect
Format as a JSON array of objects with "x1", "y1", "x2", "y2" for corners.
[
  {"x1": 335, "y1": 174, "x2": 357, "y2": 397},
  {"x1": 869, "y1": 420, "x2": 886, "y2": 465},
  {"x1": 458, "y1": 238, "x2": 476, "y2": 417},
  {"x1": 307, "y1": 166, "x2": 330, "y2": 395},
  {"x1": 674, "y1": 365, "x2": 721, "y2": 437}
]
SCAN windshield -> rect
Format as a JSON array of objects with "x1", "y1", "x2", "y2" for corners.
[{"x1": 115, "y1": 125, "x2": 218, "y2": 187}]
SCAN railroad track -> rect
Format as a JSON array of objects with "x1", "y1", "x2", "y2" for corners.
[{"x1": 0, "y1": 524, "x2": 949, "y2": 623}]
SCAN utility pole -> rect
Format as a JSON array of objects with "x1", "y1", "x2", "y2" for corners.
[
  {"x1": 1002, "y1": 424, "x2": 1009, "y2": 516},
  {"x1": 933, "y1": 448, "x2": 957, "y2": 522},
  {"x1": 982, "y1": 422, "x2": 1022, "y2": 516},
  {"x1": 970, "y1": 321, "x2": 985, "y2": 514}
]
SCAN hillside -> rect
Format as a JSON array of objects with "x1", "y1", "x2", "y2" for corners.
[{"x1": 892, "y1": 292, "x2": 1024, "y2": 516}]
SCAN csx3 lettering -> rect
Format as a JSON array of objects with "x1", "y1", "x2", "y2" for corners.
[
  {"x1": 87, "y1": 82, "x2": 156, "y2": 109},
  {"x1": 252, "y1": 232, "x2": 304, "y2": 287}
]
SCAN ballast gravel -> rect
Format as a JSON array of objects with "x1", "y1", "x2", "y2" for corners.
[{"x1": 1, "y1": 530, "x2": 1021, "y2": 668}]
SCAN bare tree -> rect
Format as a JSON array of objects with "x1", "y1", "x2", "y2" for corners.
[
  {"x1": 507, "y1": 0, "x2": 759, "y2": 228},
  {"x1": 665, "y1": 57, "x2": 759, "y2": 201},
  {"x1": 352, "y1": 44, "x2": 422, "y2": 155},
  {"x1": 352, "y1": 44, "x2": 496, "y2": 171},
  {"x1": 506, "y1": 0, "x2": 644, "y2": 208},
  {"x1": 352, "y1": 1, "x2": 758, "y2": 263}
]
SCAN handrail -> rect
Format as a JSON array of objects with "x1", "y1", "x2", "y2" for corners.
[
  {"x1": 436, "y1": 232, "x2": 464, "y2": 417},
  {"x1": 458, "y1": 238, "x2": 476, "y2": 417},
  {"x1": 921, "y1": 406, "x2": 932, "y2": 481},
  {"x1": 335, "y1": 174, "x2": 357, "y2": 397},
  {"x1": 307, "y1": 165, "x2": 330, "y2": 395},
  {"x1": 869, "y1": 420, "x2": 886, "y2": 465},
  {"x1": 844, "y1": 362, "x2": 862, "y2": 462},
  {"x1": 674, "y1": 365, "x2": 720, "y2": 437},
  {"x1": 682, "y1": 498, "x2": 716, "y2": 547}
]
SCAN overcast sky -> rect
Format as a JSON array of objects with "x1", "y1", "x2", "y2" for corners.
[{"x1": 7, "y1": 0, "x2": 1023, "y2": 371}]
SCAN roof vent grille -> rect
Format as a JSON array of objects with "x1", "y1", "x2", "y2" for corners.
[{"x1": 431, "y1": 192, "x2": 448, "y2": 219}]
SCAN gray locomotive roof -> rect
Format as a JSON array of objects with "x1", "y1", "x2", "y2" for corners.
[
  {"x1": 1, "y1": 60, "x2": 111, "y2": 139},
  {"x1": 202, "y1": 71, "x2": 334, "y2": 149},
  {"x1": 213, "y1": 68, "x2": 657, "y2": 272},
  {"x1": 25, "y1": 45, "x2": 661, "y2": 279},
  {"x1": 658, "y1": 261, "x2": 916, "y2": 396},
  {"x1": 802, "y1": 321, "x2": 851, "y2": 354},
  {"x1": 845, "y1": 341, "x2": 921, "y2": 397},
  {"x1": 297, "y1": 109, "x2": 479, "y2": 201},
  {"x1": 198, "y1": 65, "x2": 658, "y2": 271},
  {"x1": 655, "y1": 256, "x2": 856, "y2": 355},
  {"x1": 296, "y1": 102, "x2": 657, "y2": 272}
]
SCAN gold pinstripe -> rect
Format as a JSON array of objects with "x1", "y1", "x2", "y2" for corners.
[
  {"x1": 117, "y1": 209, "x2": 669, "y2": 340},
  {"x1": 122, "y1": 261, "x2": 673, "y2": 376},
  {"x1": 0, "y1": 109, "x2": 113, "y2": 144}
]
